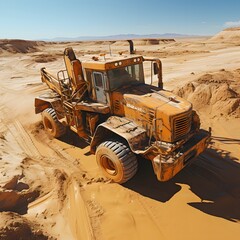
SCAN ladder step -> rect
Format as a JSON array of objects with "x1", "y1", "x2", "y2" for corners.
[{"x1": 63, "y1": 101, "x2": 73, "y2": 109}]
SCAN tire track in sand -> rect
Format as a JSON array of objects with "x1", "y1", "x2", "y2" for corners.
[
  {"x1": 7, "y1": 120, "x2": 41, "y2": 160},
  {"x1": 6, "y1": 119, "x2": 95, "y2": 240}
]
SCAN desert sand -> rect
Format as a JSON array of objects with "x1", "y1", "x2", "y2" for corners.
[{"x1": 0, "y1": 28, "x2": 239, "y2": 240}]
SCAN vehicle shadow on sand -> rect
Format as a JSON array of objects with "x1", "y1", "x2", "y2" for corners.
[
  {"x1": 211, "y1": 135, "x2": 240, "y2": 144},
  {"x1": 124, "y1": 147, "x2": 240, "y2": 222},
  {"x1": 58, "y1": 129, "x2": 89, "y2": 149},
  {"x1": 123, "y1": 156, "x2": 182, "y2": 202}
]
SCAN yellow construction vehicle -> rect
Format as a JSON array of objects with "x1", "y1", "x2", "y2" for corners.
[{"x1": 35, "y1": 40, "x2": 211, "y2": 183}]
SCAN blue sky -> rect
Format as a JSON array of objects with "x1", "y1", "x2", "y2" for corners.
[{"x1": 0, "y1": 0, "x2": 240, "y2": 40}]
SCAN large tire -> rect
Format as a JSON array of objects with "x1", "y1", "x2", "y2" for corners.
[
  {"x1": 42, "y1": 108, "x2": 66, "y2": 138},
  {"x1": 96, "y1": 140, "x2": 138, "y2": 183}
]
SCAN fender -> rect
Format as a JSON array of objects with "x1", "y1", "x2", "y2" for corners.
[
  {"x1": 90, "y1": 116, "x2": 150, "y2": 154},
  {"x1": 35, "y1": 93, "x2": 63, "y2": 119}
]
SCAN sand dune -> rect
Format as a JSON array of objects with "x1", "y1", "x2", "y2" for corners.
[
  {"x1": 0, "y1": 36, "x2": 239, "y2": 240},
  {"x1": 0, "y1": 39, "x2": 44, "y2": 54},
  {"x1": 209, "y1": 27, "x2": 240, "y2": 43}
]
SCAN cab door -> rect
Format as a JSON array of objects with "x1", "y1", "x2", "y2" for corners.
[{"x1": 93, "y1": 72, "x2": 107, "y2": 103}]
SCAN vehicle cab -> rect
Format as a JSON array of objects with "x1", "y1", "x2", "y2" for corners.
[{"x1": 81, "y1": 54, "x2": 162, "y2": 115}]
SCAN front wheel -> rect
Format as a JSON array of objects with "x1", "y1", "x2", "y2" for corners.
[
  {"x1": 42, "y1": 108, "x2": 66, "y2": 138},
  {"x1": 96, "y1": 140, "x2": 138, "y2": 183}
]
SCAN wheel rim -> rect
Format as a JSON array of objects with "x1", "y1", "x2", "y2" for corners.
[
  {"x1": 44, "y1": 117, "x2": 53, "y2": 133},
  {"x1": 101, "y1": 155, "x2": 117, "y2": 176}
]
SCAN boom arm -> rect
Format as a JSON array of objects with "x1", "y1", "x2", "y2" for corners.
[
  {"x1": 40, "y1": 67, "x2": 62, "y2": 95},
  {"x1": 63, "y1": 47, "x2": 86, "y2": 93}
]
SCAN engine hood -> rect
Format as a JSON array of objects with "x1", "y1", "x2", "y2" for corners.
[
  {"x1": 124, "y1": 90, "x2": 192, "y2": 117},
  {"x1": 123, "y1": 90, "x2": 192, "y2": 142}
]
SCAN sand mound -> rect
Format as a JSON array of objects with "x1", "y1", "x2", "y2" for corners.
[
  {"x1": 111, "y1": 41, "x2": 129, "y2": 46},
  {"x1": 133, "y1": 38, "x2": 175, "y2": 46},
  {"x1": 86, "y1": 40, "x2": 115, "y2": 46},
  {"x1": 34, "y1": 54, "x2": 58, "y2": 63},
  {"x1": 0, "y1": 212, "x2": 50, "y2": 240},
  {"x1": 0, "y1": 175, "x2": 39, "y2": 214},
  {"x1": 173, "y1": 69, "x2": 240, "y2": 118},
  {"x1": 134, "y1": 39, "x2": 159, "y2": 45},
  {"x1": 0, "y1": 39, "x2": 44, "y2": 54},
  {"x1": 209, "y1": 27, "x2": 240, "y2": 43}
]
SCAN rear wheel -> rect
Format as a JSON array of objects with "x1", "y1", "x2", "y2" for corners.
[
  {"x1": 42, "y1": 108, "x2": 66, "y2": 138},
  {"x1": 96, "y1": 140, "x2": 138, "y2": 183}
]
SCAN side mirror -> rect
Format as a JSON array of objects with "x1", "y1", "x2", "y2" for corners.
[{"x1": 153, "y1": 62, "x2": 159, "y2": 75}]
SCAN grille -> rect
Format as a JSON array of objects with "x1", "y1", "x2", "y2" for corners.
[
  {"x1": 147, "y1": 110, "x2": 155, "y2": 124},
  {"x1": 173, "y1": 112, "x2": 191, "y2": 141},
  {"x1": 114, "y1": 100, "x2": 120, "y2": 111}
]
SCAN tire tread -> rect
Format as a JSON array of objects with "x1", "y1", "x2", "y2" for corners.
[
  {"x1": 42, "y1": 108, "x2": 66, "y2": 137},
  {"x1": 96, "y1": 140, "x2": 138, "y2": 183}
]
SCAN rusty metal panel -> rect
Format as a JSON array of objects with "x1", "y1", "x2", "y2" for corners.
[
  {"x1": 123, "y1": 90, "x2": 192, "y2": 143},
  {"x1": 91, "y1": 116, "x2": 149, "y2": 154},
  {"x1": 152, "y1": 129, "x2": 210, "y2": 181}
]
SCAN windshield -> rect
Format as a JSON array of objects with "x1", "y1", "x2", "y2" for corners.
[{"x1": 107, "y1": 63, "x2": 144, "y2": 90}]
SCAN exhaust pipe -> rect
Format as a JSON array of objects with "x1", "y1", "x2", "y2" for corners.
[{"x1": 127, "y1": 40, "x2": 134, "y2": 54}]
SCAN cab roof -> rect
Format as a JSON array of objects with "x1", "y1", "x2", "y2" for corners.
[{"x1": 81, "y1": 54, "x2": 144, "y2": 71}]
